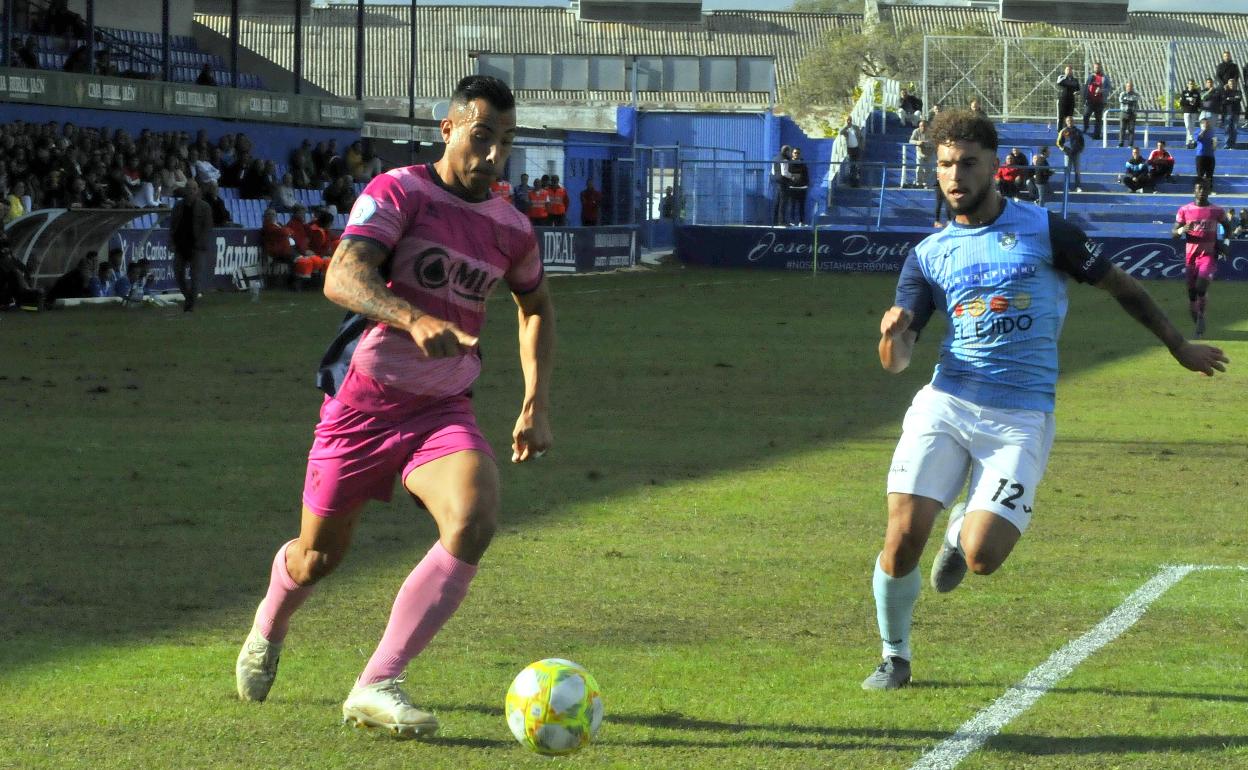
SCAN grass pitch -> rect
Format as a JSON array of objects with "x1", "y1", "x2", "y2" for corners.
[{"x1": 1, "y1": 267, "x2": 1245, "y2": 770}]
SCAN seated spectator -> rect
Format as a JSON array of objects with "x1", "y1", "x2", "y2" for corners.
[
  {"x1": 262, "y1": 207, "x2": 325, "y2": 286},
  {"x1": 995, "y1": 148, "x2": 1026, "y2": 197},
  {"x1": 12, "y1": 36, "x2": 39, "y2": 69},
  {"x1": 42, "y1": 168, "x2": 67, "y2": 208},
  {"x1": 104, "y1": 248, "x2": 130, "y2": 297},
  {"x1": 47, "y1": 252, "x2": 96, "y2": 302},
  {"x1": 160, "y1": 156, "x2": 189, "y2": 197},
  {"x1": 4, "y1": 182, "x2": 26, "y2": 223},
  {"x1": 285, "y1": 204, "x2": 314, "y2": 254},
  {"x1": 322, "y1": 175, "x2": 356, "y2": 216},
  {"x1": 63, "y1": 43, "x2": 91, "y2": 74},
  {"x1": 345, "y1": 141, "x2": 367, "y2": 182},
  {"x1": 289, "y1": 144, "x2": 315, "y2": 189},
  {"x1": 65, "y1": 176, "x2": 98, "y2": 208},
  {"x1": 311, "y1": 141, "x2": 332, "y2": 183},
  {"x1": 1147, "y1": 140, "x2": 1174, "y2": 186},
  {"x1": 307, "y1": 209, "x2": 340, "y2": 258},
  {"x1": 239, "y1": 158, "x2": 272, "y2": 199},
  {"x1": 196, "y1": 64, "x2": 216, "y2": 87},
  {"x1": 0, "y1": 234, "x2": 43, "y2": 310},
  {"x1": 1122, "y1": 146, "x2": 1152, "y2": 193},
  {"x1": 202, "y1": 181, "x2": 238, "y2": 227},
  {"x1": 189, "y1": 149, "x2": 221, "y2": 185},
  {"x1": 359, "y1": 141, "x2": 384, "y2": 180},
  {"x1": 272, "y1": 173, "x2": 298, "y2": 212},
  {"x1": 221, "y1": 150, "x2": 250, "y2": 188},
  {"x1": 130, "y1": 161, "x2": 163, "y2": 207},
  {"x1": 89, "y1": 261, "x2": 116, "y2": 297},
  {"x1": 898, "y1": 88, "x2": 923, "y2": 128}
]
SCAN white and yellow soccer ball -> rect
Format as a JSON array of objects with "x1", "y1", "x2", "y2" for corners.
[{"x1": 505, "y1": 658, "x2": 604, "y2": 755}]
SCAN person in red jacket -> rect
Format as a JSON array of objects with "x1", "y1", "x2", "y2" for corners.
[
  {"x1": 580, "y1": 179, "x2": 603, "y2": 226},
  {"x1": 285, "y1": 204, "x2": 316, "y2": 256},
  {"x1": 307, "y1": 209, "x2": 340, "y2": 260},
  {"x1": 547, "y1": 174, "x2": 568, "y2": 226}
]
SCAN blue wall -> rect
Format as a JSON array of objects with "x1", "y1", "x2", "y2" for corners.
[{"x1": 0, "y1": 102, "x2": 360, "y2": 164}]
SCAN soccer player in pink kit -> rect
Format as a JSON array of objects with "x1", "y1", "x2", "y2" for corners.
[
  {"x1": 1173, "y1": 179, "x2": 1233, "y2": 338},
  {"x1": 234, "y1": 75, "x2": 555, "y2": 739}
]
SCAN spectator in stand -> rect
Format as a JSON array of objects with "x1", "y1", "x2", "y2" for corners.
[
  {"x1": 43, "y1": 0, "x2": 86, "y2": 39},
  {"x1": 1121, "y1": 146, "x2": 1152, "y2": 193},
  {"x1": 202, "y1": 181, "x2": 238, "y2": 227},
  {"x1": 310, "y1": 140, "x2": 331, "y2": 184},
  {"x1": 359, "y1": 141, "x2": 384, "y2": 181},
  {"x1": 909, "y1": 119, "x2": 934, "y2": 188},
  {"x1": 547, "y1": 175, "x2": 568, "y2": 226},
  {"x1": 1147, "y1": 140, "x2": 1175, "y2": 188},
  {"x1": 1117, "y1": 81, "x2": 1141, "y2": 148},
  {"x1": 307, "y1": 208, "x2": 339, "y2": 258},
  {"x1": 160, "y1": 155, "x2": 189, "y2": 197},
  {"x1": 4, "y1": 182, "x2": 26, "y2": 223},
  {"x1": 995, "y1": 147, "x2": 1026, "y2": 198},
  {"x1": 222, "y1": 150, "x2": 250, "y2": 188},
  {"x1": 1199, "y1": 77, "x2": 1222, "y2": 128},
  {"x1": 285, "y1": 204, "x2": 314, "y2": 254},
  {"x1": 660, "y1": 186, "x2": 676, "y2": 219},
  {"x1": 1055, "y1": 64, "x2": 1080, "y2": 125},
  {"x1": 490, "y1": 175, "x2": 513, "y2": 204},
  {"x1": 1180, "y1": 79, "x2": 1202, "y2": 149},
  {"x1": 1234, "y1": 208, "x2": 1248, "y2": 238},
  {"x1": 272, "y1": 172, "x2": 298, "y2": 212},
  {"x1": 42, "y1": 168, "x2": 67, "y2": 208},
  {"x1": 130, "y1": 161, "x2": 164, "y2": 207},
  {"x1": 290, "y1": 145, "x2": 315, "y2": 189},
  {"x1": 189, "y1": 149, "x2": 221, "y2": 186},
  {"x1": 840, "y1": 117, "x2": 863, "y2": 187},
  {"x1": 196, "y1": 64, "x2": 217, "y2": 87},
  {"x1": 528, "y1": 176, "x2": 549, "y2": 226},
  {"x1": 785, "y1": 147, "x2": 809, "y2": 226},
  {"x1": 239, "y1": 158, "x2": 272, "y2": 199},
  {"x1": 322, "y1": 174, "x2": 356, "y2": 216},
  {"x1": 771, "y1": 144, "x2": 791, "y2": 225},
  {"x1": 345, "y1": 141, "x2": 370, "y2": 182},
  {"x1": 261, "y1": 206, "x2": 300, "y2": 283},
  {"x1": 1082, "y1": 61, "x2": 1111, "y2": 140},
  {"x1": 324, "y1": 140, "x2": 345, "y2": 178},
  {"x1": 170, "y1": 180, "x2": 213, "y2": 311},
  {"x1": 47, "y1": 252, "x2": 96, "y2": 303},
  {"x1": 12, "y1": 36, "x2": 39, "y2": 69},
  {"x1": 94, "y1": 49, "x2": 118, "y2": 78},
  {"x1": 1215, "y1": 51, "x2": 1241, "y2": 128},
  {"x1": 1026, "y1": 145, "x2": 1053, "y2": 205},
  {"x1": 89, "y1": 261, "x2": 116, "y2": 297},
  {"x1": 1222, "y1": 79, "x2": 1241, "y2": 148},
  {"x1": 513, "y1": 173, "x2": 531, "y2": 217},
  {"x1": 1194, "y1": 118, "x2": 1218, "y2": 192},
  {"x1": 64, "y1": 176, "x2": 97, "y2": 208},
  {"x1": 63, "y1": 43, "x2": 91, "y2": 74},
  {"x1": 1056, "y1": 115, "x2": 1085, "y2": 192},
  {"x1": 580, "y1": 178, "x2": 602, "y2": 226},
  {"x1": 969, "y1": 98, "x2": 989, "y2": 122},
  {"x1": 898, "y1": 88, "x2": 923, "y2": 128}
]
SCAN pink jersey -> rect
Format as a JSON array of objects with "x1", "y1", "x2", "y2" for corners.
[
  {"x1": 318, "y1": 164, "x2": 543, "y2": 420},
  {"x1": 1176, "y1": 202, "x2": 1225, "y2": 262}
]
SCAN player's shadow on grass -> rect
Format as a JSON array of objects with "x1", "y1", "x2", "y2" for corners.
[{"x1": 987, "y1": 732, "x2": 1248, "y2": 756}]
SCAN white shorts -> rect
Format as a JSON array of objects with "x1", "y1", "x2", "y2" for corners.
[{"x1": 887, "y1": 385, "x2": 1056, "y2": 534}]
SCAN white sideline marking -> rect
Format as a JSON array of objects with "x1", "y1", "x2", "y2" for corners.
[{"x1": 909, "y1": 563, "x2": 1245, "y2": 770}]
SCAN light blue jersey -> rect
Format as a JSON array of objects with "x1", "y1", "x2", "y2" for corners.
[{"x1": 894, "y1": 199, "x2": 1111, "y2": 411}]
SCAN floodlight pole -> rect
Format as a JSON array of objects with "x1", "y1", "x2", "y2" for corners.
[
  {"x1": 355, "y1": 0, "x2": 365, "y2": 101},
  {"x1": 229, "y1": 0, "x2": 239, "y2": 89},
  {"x1": 409, "y1": 0, "x2": 417, "y2": 121},
  {"x1": 293, "y1": 0, "x2": 303, "y2": 94},
  {"x1": 160, "y1": 0, "x2": 170, "y2": 83}
]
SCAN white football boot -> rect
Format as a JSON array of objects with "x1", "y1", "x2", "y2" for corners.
[
  {"x1": 342, "y1": 674, "x2": 439, "y2": 739},
  {"x1": 235, "y1": 607, "x2": 282, "y2": 702}
]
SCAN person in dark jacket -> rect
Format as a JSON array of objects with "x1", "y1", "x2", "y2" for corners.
[
  {"x1": 1215, "y1": 51, "x2": 1241, "y2": 129},
  {"x1": 1180, "y1": 79, "x2": 1202, "y2": 148},
  {"x1": 169, "y1": 181, "x2": 214, "y2": 312},
  {"x1": 785, "y1": 147, "x2": 810, "y2": 226},
  {"x1": 1056, "y1": 115, "x2": 1085, "y2": 192},
  {"x1": 1055, "y1": 64, "x2": 1080, "y2": 125}
]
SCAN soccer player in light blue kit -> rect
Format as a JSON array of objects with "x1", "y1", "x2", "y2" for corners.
[{"x1": 863, "y1": 110, "x2": 1229, "y2": 689}]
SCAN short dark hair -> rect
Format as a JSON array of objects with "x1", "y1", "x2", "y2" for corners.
[
  {"x1": 450, "y1": 75, "x2": 515, "y2": 112},
  {"x1": 928, "y1": 109, "x2": 998, "y2": 152}
]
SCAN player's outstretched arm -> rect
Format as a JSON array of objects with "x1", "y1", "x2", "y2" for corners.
[
  {"x1": 511, "y1": 278, "x2": 555, "y2": 463},
  {"x1": 879, "y1": 306, "x2": 918, "y2": 373},
  {"x1": 1095, "y1": 264, "x2": 1229, "y2": 376},
  {"x1": 323, "y1": 237, "x2": 478, "y2": 358}
]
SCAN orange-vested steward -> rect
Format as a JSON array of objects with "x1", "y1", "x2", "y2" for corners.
[
  {"x1": 528, "y1": 187, "x2": 549, "y2": 220},
  {"x1": 491, "y1": 178, "x2": 513, "y2": 204},
  {"x1": 547, "y1": 186, "x2": 568, "y2": 216}
]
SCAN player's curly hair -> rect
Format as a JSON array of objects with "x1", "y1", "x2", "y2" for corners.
[
  {"x1": 451, "y1": 75, "x2": 516, "y2": 112},
  {"x1": 929, "y1": 109, "x2": 998, "y2": 152}
]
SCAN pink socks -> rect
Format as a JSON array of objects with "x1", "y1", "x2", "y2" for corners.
[
  {"x1": 255, "y1": 540, "x2": 314, "y2": 644},
  {"x1": 357, "y1": 541, "x2": 478, "y2": 685}
]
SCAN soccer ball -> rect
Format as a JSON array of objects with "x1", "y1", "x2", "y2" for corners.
[{"x1": 505, "y1": 658, "x2": 604, "y2": 755}]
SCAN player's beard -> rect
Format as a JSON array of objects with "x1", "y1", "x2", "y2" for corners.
[{"x1": 944, "y1": 181, "x2": 991, "y2": 215}]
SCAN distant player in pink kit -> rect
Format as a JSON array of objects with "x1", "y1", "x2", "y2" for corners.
[
  {"x1": 234, "y1": 75, "x2": 556, "y2": 739},
  {"x1": 1173, "y1": 179, "x2": 1232, "y2": 337}
]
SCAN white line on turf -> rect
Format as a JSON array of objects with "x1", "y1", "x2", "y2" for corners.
[{"x1": 908, "y1": 563, "x2": 1209, "y2": 770}]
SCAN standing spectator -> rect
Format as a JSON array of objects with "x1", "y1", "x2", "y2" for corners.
[
  {"x1": 1055, "y1": 65, "x2": 1080, "y2": 125},
  {"x1": 513, "y1": 173, "x2": 531, "y2": 217},
  {"x1": 1199, "y1": 78, "x2": 1222, "y2": 128},
  {"x1": 1194, "y1": 118, "x2": 1218, "y2": 192},
  {"x1": 1222, "y1": 79, "x2": 1241, "y2": 148},
  {"x1": 1215, "y1": 51, "x2": 1241, "y2": 128},
  {"x1": 1117, "y1": 81, "x2": 1141, "y2": 148},
  {"x1": 272, "y1": 172, "x2": 298, "y2": 212},
  {"x1": 659, "y1": 186, "x2": 676, "y2": 219},
  {"x1": 770, "y1": 144, "x2": 791, "y2": 225},
  {"x1": 785, "y1": 147, "x2": 809, "y2": 226},
  {"x1": 1147, "y1": 140, "x2": 1175, "y2": 188},
  {"x1": 202, "y1": 181, "x2": 237, "y2": 227},
  {"x1": 1180, "y1": 79, "x2": 1202, "y2": 149},
  {"x1": 898, "y1": 88, "x2": 923, "y2": 128},
  {"x1": 12, "y1": 36, "x2": 39, "y2": 69},
  {"x1": 909, "y1": 120, "x2": 934, "y2": 188},
  {"x1": 1121, "y1": 146, "x2": 1152, "y2": 193},
  {"x1": 1056, "y1": 115, "x2": 1085, "y2": 192},
  {"x1": 527, "y1": 176, "x2": 549, "y2": 226},
  {"x1": 196, "y1": 64, "x2": 217, "y2": 87},
  {"x1": 840, "y1": 117, "x2": 863, "y2": 187},
  {"x1": 580, "y1": 179, "x2": 602, "y2": 226},
  {"x1": 1026, "y1": 146, "x2": 1053, "y2": 205},
  {"x1": 969, "y1": 98, "x2": 988, "y2": 121},
  {"x1": 1082, "y1": 61, "x2": 1111, "y2": 140},
  {"x1": 170, "y1": 181, "x2": 213, "y2": 312},
  {"x1": 490, "y1": 175, "x2": 512, "y2": 204},
  {"x1": 547, "y1": 175, "x2": 568, "y2": 226}
]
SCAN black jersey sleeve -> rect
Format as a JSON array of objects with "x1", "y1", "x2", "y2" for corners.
[
  {"x1": 894, "y1": 250, "x2": 937, "y2": 333},
  {"x1": 1048, "y1": 212, "x2": 1112, "y2": 284}
]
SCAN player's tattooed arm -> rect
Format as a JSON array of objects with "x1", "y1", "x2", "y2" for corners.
[
  {"x1": 323, "y1": 237, "x2": 478, "y2": 358},
  {"x1": 1096, "y1": 264, "x2": 1229, "y2": 376}
]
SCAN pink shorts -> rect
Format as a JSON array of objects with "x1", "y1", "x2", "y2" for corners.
[
  {"x1": 302, "y1": 394, "x2": 493, "y2": 517},
  {"x1": 1186, "y1": 256, "x2": 1217, "y2": 286}
]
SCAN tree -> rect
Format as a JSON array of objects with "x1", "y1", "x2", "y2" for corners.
[{"x1": 790, "y1": 0, "x2": 864, "y2": 12}]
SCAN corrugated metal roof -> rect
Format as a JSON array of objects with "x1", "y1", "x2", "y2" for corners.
[{"x1": 883, "y1": 7, "x2": 1248, "y2": 40}]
